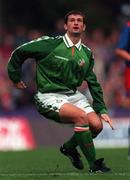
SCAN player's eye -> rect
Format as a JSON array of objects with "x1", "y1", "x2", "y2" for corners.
[
  {"x1": 77, "y1": 18, "x2": 83, "y2": 22},
  {"x1": 69, "y1": 18, "x2": 75, "y2": 22}
]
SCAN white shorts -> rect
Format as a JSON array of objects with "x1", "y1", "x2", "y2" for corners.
[{"x1": 34, "y1": 90, "x2": 94, "y2": 122}]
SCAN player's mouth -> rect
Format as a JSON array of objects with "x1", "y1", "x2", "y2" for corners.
[
  {"x1": 73, "y1": 27, "x2": 80, "y2": 31},
  {"x1": 73, "y1": 27, "x2": 79, "y2": 29}
]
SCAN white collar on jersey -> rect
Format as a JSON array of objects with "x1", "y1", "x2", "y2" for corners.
[{"x1": 63, "y1": 33, "x2": 82, "y2": 50}]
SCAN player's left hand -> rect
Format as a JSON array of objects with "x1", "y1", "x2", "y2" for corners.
[
  {"x1": 100, "y1": 113, "x2": 114, "y2": 130},
  {"x1": 15, "y1": 81, "x2": 27, "y2": 89}
]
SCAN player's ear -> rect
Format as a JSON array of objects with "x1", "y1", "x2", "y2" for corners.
[
  {"x1": 64, "y1": 24, "x2": 68, "y2": 31},
  {"x1": 83, "y1": 24, "x2": 86, "y2": 31}
]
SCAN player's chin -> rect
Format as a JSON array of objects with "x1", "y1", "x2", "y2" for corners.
[{"x1": 72, "y1": 32, "x2": 81, "y2": 36}]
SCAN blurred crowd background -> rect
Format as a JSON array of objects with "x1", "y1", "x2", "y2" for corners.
[{"x1": 0, "y1": 0, "x2": 130, "y2": 116}]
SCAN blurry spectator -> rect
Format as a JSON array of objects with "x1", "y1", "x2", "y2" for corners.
[
  {"x1": 27, "y1": 29, "x2": 43, "y2": 40},
  {"x1": 14, "y1": 25, "x2": 28, "y2": 47},
  {"x1": 115, "y1": 3, "x2": 130, "y2": 159},
  {"x1": 53, "y1": 18, "x2": 65, "y2": 36},
  {"x1": 115, "y1": 5, "x2": 130, "y2": 108},
  {"x1": 0, "y1": 33, "x2": 15, "y2": 111}
]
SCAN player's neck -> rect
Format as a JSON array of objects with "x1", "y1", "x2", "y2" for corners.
[{"x1": 67, "y1": 32, "x2": 81, "y2": 45}]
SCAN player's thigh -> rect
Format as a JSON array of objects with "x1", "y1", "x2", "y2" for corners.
[
  {"x1": 87, "y1": 112, "x2": 103, "y2": 133},
  {"x1": 72, "y1": 90, "x2": 94, "y2": 114},
  {"x1": 59, "y1": 103, "x2": 88, "y2": 125},
  {"x1": 34, "y1": 92, "x2": 68, "y2": 123}
]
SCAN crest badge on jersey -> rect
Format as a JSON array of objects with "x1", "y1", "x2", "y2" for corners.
[{"x1": 78, "y1": 59, "x2": 85, "y2": 67}]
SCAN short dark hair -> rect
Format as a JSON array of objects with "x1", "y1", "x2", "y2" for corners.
[{"x1": 64, "y1": 10, "x2": 86, "y2": 24}]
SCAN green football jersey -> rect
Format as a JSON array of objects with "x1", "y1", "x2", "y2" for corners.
[{"x1": 7, "y1": 35, "x2": 107, "y2": 114}]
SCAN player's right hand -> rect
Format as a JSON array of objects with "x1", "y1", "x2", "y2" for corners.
[
  {"x1": 15, "y1": 81, "x2": 27, "y2": 89},
  {"x1": 100, "y1": 113, "x2": 114, "y2": 130}
]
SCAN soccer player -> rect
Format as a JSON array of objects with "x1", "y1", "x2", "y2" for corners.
[
  {"x1": 115, "y1": 21, "x2": 130, "y2": 159},
  {"x1": 7, "y1": 10, "x2": 114, "y2": 172},
  {"x1": 115, "y1": 22, "x2": 130, "y2": 105}
]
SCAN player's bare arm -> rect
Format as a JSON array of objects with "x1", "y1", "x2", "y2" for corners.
[{"x1": 115, "y1": 48, "x2": 130, "y2": 61}]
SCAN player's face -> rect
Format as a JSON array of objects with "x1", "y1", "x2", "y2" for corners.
[{"x1": 64, "y1": 14, "x2": 86, "y2": 35}]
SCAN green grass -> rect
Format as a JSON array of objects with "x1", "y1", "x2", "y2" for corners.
[{"x1": 0, "y1": 148, "x2": 130, "y2": 180}]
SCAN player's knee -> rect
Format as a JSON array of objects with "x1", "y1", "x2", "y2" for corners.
[
  {"x1": 75, "y1": 112, "x2": 88, "y2": 126},
  {"x1": 91, "y1": 125, "x2": 103, "y2": 138}
]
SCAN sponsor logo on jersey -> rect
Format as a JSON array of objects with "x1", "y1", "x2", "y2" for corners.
[{"x1": 55, "y1": 55, "x2": 69, "y2": 61}]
